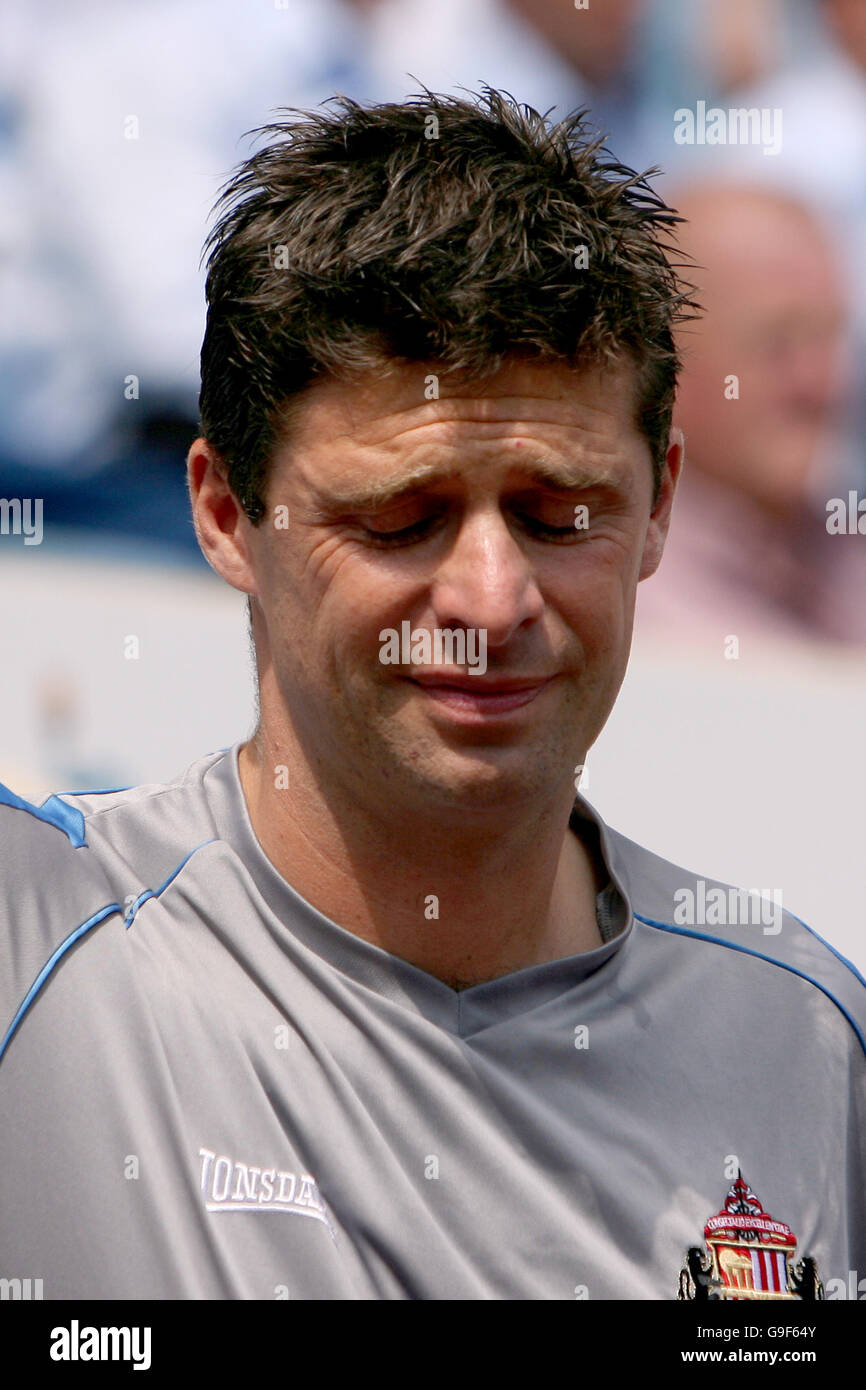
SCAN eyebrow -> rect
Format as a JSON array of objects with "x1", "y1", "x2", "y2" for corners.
[{"x1": 310, "y1": 457, "x2": 619, "y2": 514}]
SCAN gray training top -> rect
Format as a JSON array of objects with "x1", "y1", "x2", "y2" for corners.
[{"x1": 0, "y1": 743, "x2": 864, "y2": 1300}]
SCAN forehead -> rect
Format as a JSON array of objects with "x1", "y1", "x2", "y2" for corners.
[{"x1": 272, "y1": 356, "x2": 647, "y2": 469}]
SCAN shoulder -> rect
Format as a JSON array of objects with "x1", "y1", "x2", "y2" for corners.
[
  {"x1": 0, "y1": 747, "x2": 230, "y2": 1058},
  {"x1": 0, "y1": 745, "x2": 227, "y2": 878},
  {"x1": 601, "y1": 818, "x2": 866, "y2": 1058}
]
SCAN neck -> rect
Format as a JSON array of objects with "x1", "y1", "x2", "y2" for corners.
[{"x1": 237, "y1": 723, "x2": 605, "y2": 991}]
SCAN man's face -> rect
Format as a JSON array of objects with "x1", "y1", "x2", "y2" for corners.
[
  {"x1": 673, "y1": 199, "x2": 847, "y2": 513},
  {"x1": 237, "y1": 357, "x2": 675, "y2": 818}
]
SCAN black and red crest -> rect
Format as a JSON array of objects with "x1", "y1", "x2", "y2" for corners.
[{"x1": 678, "y1": 1173, "x2": 823, "y2": 1301}]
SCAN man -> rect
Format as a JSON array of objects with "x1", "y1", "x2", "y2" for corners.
[
  {"x1": 636, "y1": 181, "x2": 866, "y2": 647},
  {"x1": 0, "y1": 90, "x2": 863, "y2": 1301}
]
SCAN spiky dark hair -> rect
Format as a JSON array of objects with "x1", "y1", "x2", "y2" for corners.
[{"x1": 199, "y1": 86, "x2": 698, "y2": 521}]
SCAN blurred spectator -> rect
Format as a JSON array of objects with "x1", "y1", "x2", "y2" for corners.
[
  {"x1": 363, "y1": 0, "x2": 808, "y2": 176},
  {"x1": 693, "y1": 0, "x2": 866, "y2": 485},
  {"x1": 0, "y1": 0, "x2": 384, "y2": 556},
  {"x1": 364, "y1": 0, "x2": 675, "y2": 171},
  {"x1": 3, "y1": 0, "x2": 863, "y2": 566},
  {"x1": 636, "y1": 183, "x2": 866, "y2": 649}
]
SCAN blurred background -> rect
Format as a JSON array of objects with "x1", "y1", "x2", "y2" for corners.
[{"x1": 1, "y1": 0, "x2": 865, "y2": 966}]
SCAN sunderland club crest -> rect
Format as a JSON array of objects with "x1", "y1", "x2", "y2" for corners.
[{"x1": 678, "y1": 1173, "x2": 823, "y2": 1301}]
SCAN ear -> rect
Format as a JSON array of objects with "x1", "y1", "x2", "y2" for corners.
[
  {"x1": 638, "y1": 427, "x2": 684, "y2": 581},
  {"x1": 187, "y1": 438, "x2": 258, "y2": 595}
]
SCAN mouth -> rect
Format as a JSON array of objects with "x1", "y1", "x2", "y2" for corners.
[{"x1": 404, "y1": 673, "x2": 557, "y2": 718}]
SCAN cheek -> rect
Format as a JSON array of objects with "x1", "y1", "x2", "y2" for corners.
[
  {"x1": 569, "y1": 527, "x2": 647, "y2": 596},
  {"x1": 554, "y1": 567, "x2": 634, "y2": 659},
  {"x1": 314, "y1": 571, "x2": 424, "y2": 690},
  {"x1": 259, "y1": 534, "x2": 366, "y2": 636}
]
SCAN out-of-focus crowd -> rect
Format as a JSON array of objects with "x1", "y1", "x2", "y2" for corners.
[{"x1": 2, "y1": 0, "x2": 866, "y2": 648}]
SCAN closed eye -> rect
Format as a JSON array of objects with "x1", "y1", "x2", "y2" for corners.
[
  {"x1": 357, "y1": 504, "x2": 592, "y2": 547},
  {"x1": 514, "y1": 512, "x2": 584, "y2": 542},
  {"x1": 359, "y1": 513, "x2": 446, "y2": 547}
]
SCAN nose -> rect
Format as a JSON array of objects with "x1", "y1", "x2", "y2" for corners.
[{"x1": 429, "y1": 505, "x2": 545, "y2": 648}]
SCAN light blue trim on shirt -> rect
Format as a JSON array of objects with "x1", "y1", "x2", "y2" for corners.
[
  {"x1": 0, "y1": 902, "x2": 121, "y2": 1064},
  {"x1": 0, "y1": 783, "x2": 86, "y2": 847},
  {"x1": 634, "y1": 911, "x2": 866, "y2": 1058},
  {"x1": 1, "y1": 840, "x2": 217, "y2": 1066},
  {"x1": 786, "y1": 910, "x2": 866, "y2": 991},
  {"x1": 47, "y1": 784, "x2": 133, "y2": 798},
  {"x1": 124, "y1": 839, "x2": 218, "y2": 926}
]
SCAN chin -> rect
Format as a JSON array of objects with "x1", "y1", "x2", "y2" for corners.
[{"x1": 394, "y1": 741, "x2": 572, "y2": 813}]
